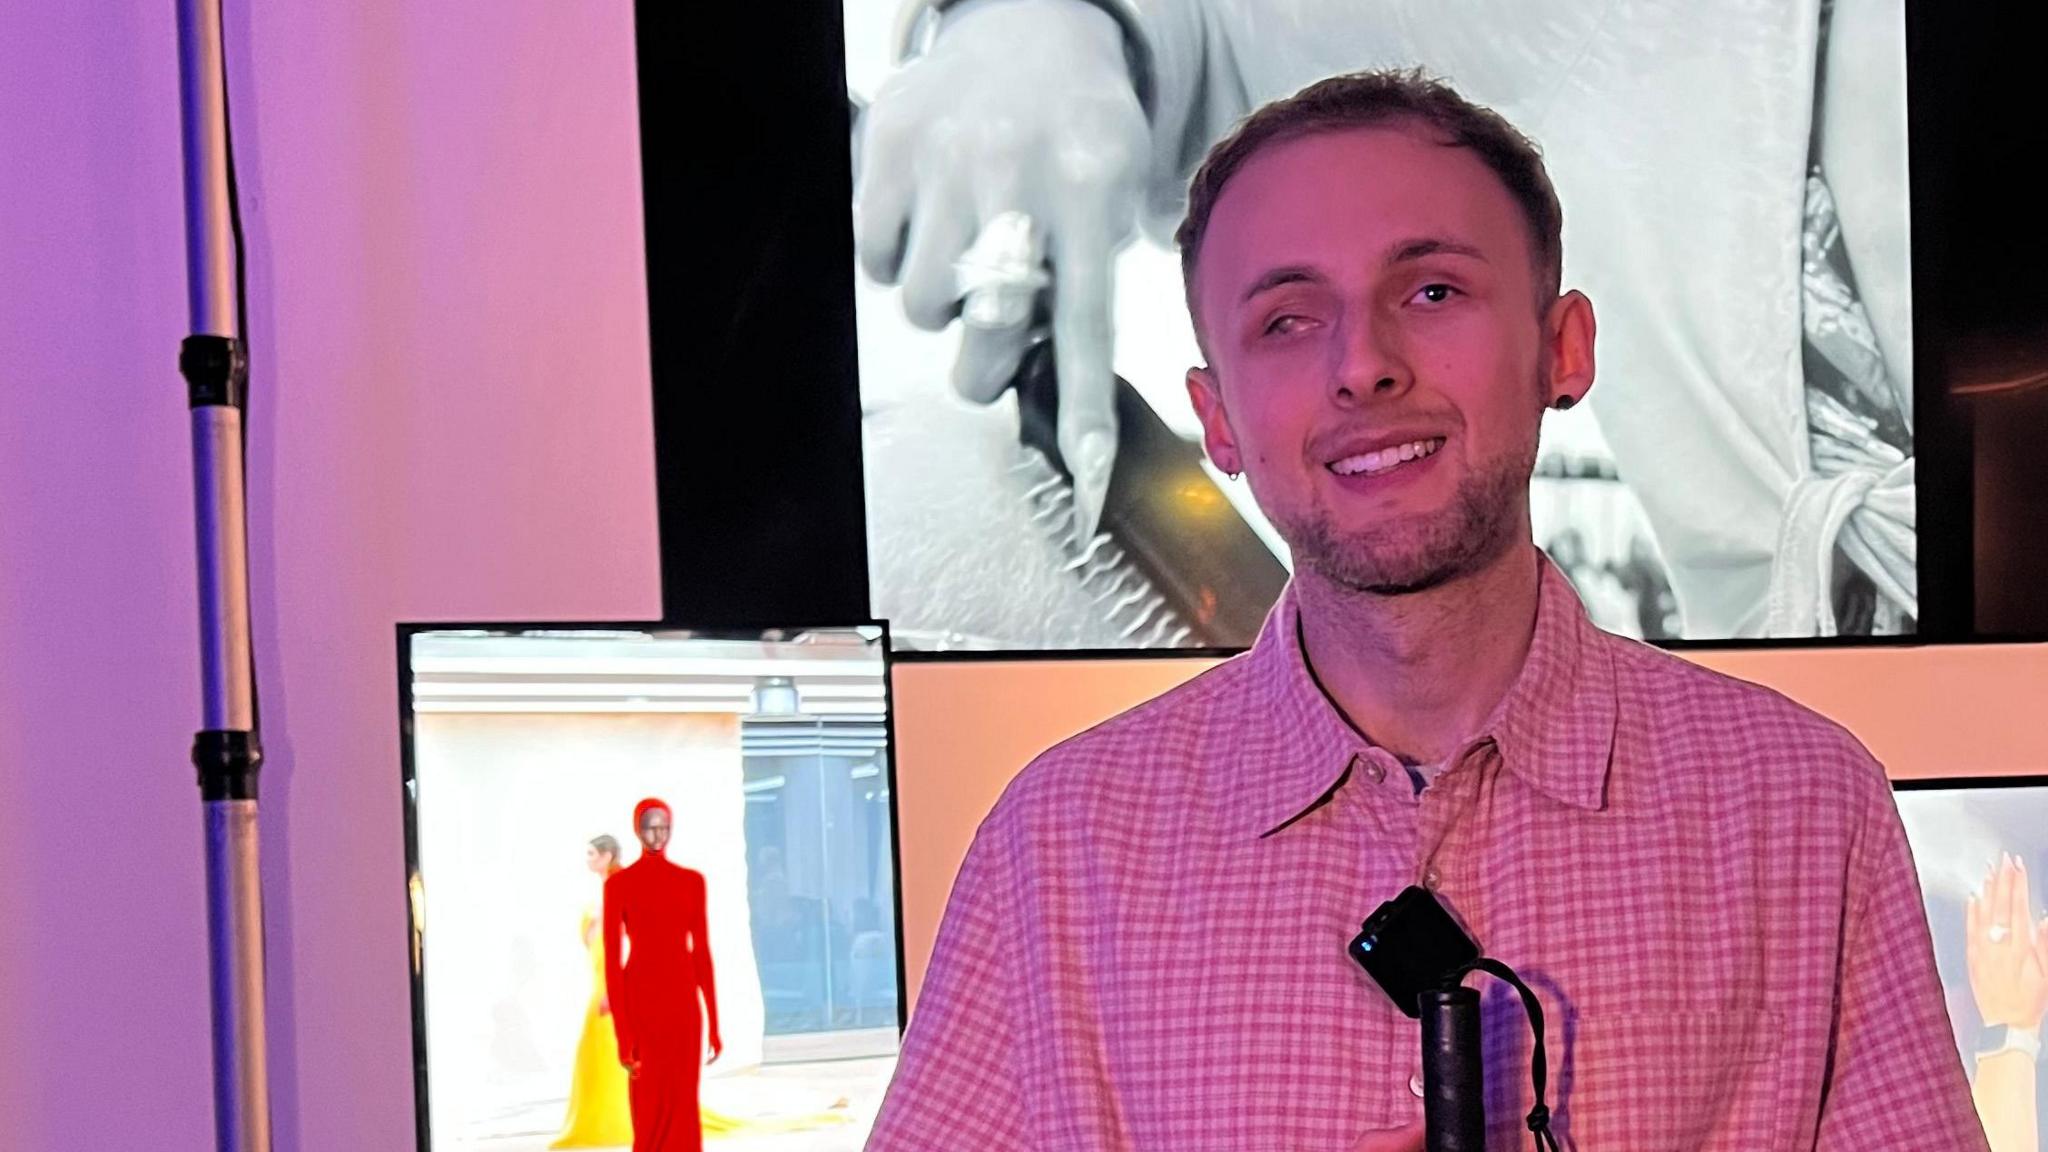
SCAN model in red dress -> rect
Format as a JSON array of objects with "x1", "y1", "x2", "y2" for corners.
[{"x1": 603, "y1": 798, "x2": 723, "y2": 1152}]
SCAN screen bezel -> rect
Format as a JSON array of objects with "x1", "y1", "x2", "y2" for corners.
[
  {"x1": 633, "y1": 0, "x2": 2048, "y2": 656},
  {"x1": 1893, "y1": 773, "x2": 2048, "y2": 793},
  {"x1": 393, "y1": 618, "x2": 906, "y2": 1152}
]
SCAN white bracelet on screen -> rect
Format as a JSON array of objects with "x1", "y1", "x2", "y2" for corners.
[
  {"x1": 1981, "y1": 1025, "x2": 2042, "y2": 1062},
  {"x1": 892, "y1": 0, "x2": 1158, "y2": 121}
]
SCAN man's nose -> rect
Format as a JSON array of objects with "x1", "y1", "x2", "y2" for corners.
[{"x1": 1330, "y1": 316, "x2": 1412, "y2": 406}]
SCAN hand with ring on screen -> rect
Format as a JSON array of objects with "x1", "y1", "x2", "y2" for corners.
[
  {"x1": 1966, "y1": 853, "x2": 2048, "y2": 1031},
  {"x1": 853, "y1": 0, "x2": 1151, "y2": 539}
]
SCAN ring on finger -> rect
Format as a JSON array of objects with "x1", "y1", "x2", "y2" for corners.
[{"x1": 955, "y1": 210, "x2": 1049, "y2": 329}]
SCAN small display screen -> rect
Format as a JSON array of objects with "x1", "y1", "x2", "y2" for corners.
[
  {"x1": 401, "y1": 625, "x2": 900, "y2": 1151},
  {"x1": 1897, "y1": 779, "x2": 2048, "y2": 1150}
]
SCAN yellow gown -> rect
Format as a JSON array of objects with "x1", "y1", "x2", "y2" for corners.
[{"x1": 551, "y1": 907, "x2": 635, "y2": 1148}]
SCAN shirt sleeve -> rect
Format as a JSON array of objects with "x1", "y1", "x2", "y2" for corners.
[
  {"x1": 1815, "y1": 760, "x2": 1989, "y2": 1150},
  {"x1": 867, "y1": 815, "x2": 1028, "y2": 1149},
  {"x1": 1124, "y1": 0, "x2": 1243, "y2": 238}
]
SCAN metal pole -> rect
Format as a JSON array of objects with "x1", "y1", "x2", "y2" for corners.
[{"x1": 177, "y1": 0, "x2": 271, "y2": 1147}]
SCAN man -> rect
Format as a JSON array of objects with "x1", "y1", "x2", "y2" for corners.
[
  {"x1": 604, "y1": 798, "x2": 724, "y2": 1152},
  {"x1": 857, "y1": 0, "x2": 1914, "y2": 636},
  {"x1": 866, "y1": 73, "x2": 1983, "y2": 1150}
]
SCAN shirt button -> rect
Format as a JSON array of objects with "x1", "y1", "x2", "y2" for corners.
[
  {"x1": 1363, "y1": 760, "x2": 1386, "y2": 783},
  {"x1": 1422, "y1": 867, "x2": 1442, "y2": 890},
  {"x1": 1410, "y1": 1074, "x2": 1426, "y2": 1098}
]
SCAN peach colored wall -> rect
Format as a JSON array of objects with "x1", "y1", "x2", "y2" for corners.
[{"x1": 891, "y1": 643, "x2": 2048, "y2": 1008}]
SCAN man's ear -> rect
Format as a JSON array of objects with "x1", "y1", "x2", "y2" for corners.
[
  {"x1": 1187, "y1": 365, "x2": 1243, "y2": 475},
  {"x1": 1543, "y1": 289, "x2": 1597, "y2": 410}
]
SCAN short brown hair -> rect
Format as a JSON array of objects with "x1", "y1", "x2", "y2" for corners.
[{"x1": 1176, "y1": 70, "x2": 1563, "y2": 327}]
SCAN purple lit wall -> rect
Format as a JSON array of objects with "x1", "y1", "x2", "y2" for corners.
[{"x1": 0, "y1": 4, "x2": 660, "y2": 1149}]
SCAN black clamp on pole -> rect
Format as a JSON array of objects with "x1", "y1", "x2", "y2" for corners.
[
  {"x1": 193, "y1": 729, "x2": 262, "y2": 802},
  {"x1": 181, "y1": 334, "x2": 248, "y2": 409}
]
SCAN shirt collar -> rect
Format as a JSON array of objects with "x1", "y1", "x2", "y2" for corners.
[{"x1": 1242, "y1": 556, "x2": 1618, "y2": 838}]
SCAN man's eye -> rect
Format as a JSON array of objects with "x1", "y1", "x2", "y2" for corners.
[
  {"x1": 1264, "y1": 315, "x2": 1311, "y2": 336},
  {"x1": 1413, "y1": 284, "x2": 1459, "y2": 305}
]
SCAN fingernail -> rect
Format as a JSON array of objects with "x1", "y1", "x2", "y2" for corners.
[{"x1": 1069, "y1": 428, "x2": 1116, "y2": 543}]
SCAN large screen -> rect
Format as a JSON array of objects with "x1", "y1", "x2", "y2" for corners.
[
  {"x1": 401, "y1": 625, "x2": 900, "y2": 1152},
  {"x1": 843, "y1": 0, "x2": 1916, "y2": 649}
]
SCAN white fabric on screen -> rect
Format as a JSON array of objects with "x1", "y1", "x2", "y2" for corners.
[{"x1": 1123, "y1": 0, "x2": 1911, "y2": 636}]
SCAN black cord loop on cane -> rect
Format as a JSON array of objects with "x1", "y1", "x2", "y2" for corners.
[{"x1": 1458, "y1": 958, "x2": 1561, "y2": 1152}]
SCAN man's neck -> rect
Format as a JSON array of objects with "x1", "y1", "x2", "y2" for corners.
[{"x1": 1293, "y1": 543, "x2": 1542, "y2": 766}]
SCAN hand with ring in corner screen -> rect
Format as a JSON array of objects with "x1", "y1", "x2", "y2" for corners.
[
  {"x1": 1966, "y1": 853, "x2": 2048, "y2": 1032},
  {"x1": 853, "y1": 0, "x2": 1150, "y2": 539}
]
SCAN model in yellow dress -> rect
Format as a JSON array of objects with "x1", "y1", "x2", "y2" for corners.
[{"x1": 552, "y1": 837, "x2": 636, "y2": 1149}]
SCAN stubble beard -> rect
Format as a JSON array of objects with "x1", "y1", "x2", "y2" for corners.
[{"x1": 1274, "y1": 436, "x2": 1536, "y2": 598}]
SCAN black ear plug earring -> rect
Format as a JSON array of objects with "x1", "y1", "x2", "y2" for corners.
[{"x1": 1552, "y1": 395, "x2": 1577, "y2": 410}]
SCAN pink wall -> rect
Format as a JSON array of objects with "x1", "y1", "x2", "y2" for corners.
[
  {"x1": 0, "y1": 4, "x2": 660, "y2": 1149},
  {"x1": 4, "y1": 5, "x2": 2041, "y2": 1149}
]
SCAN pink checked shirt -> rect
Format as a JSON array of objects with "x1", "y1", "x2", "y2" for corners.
[{"x1": 869, "y1": 562, "x2": 1988, "y2": 1150}]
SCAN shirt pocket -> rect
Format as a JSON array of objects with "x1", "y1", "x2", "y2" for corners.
[{"x1": 1556, "y1": 1009, "x2": 1785, "y2": 1152}]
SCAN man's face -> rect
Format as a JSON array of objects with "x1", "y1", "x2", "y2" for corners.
[
  {"x1": 1187, "y1": 125, "x2": 1592, "y2": 595},
  {"x1": 639, "y1": 808, "x2": 671, "y2": 853}
]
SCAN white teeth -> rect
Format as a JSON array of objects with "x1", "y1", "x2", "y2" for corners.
[{"x1": 1329, "y1": 438, "x2": 1442, "y2": 476}]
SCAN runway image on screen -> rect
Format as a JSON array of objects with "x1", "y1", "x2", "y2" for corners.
[
  {"x1": 401, "y1": 627, "x2": 899, "y2": 1152},
  {"x1": 844, "y1": 0, "x2": 1916, "y2": 649}
]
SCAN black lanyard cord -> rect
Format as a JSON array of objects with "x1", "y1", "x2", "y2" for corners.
[{"x1": 1460, "y1": 958, "x2": 1562, "y2": 1152}]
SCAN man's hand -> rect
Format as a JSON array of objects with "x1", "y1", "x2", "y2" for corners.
[
  {"x1": 855, "y1": 0, "x2": 1149, "y2": 538},
  {"x1": 1966, "y1": 853, "x2": 2048, "y2": 1030},
  {"x1": 597, "y1": 995, "x2": 610, "y2": 1018},
  {"x1": 1348, "y1": 1119, "x2": 1426, "y2": 1151},
  {"x1": 707, "y1": 1030, "x2": 724, "y2": 1066}
]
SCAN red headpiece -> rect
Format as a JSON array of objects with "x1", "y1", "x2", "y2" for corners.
[{"x1": 634, "y1": 797, "x2": 671, "y2": 829}]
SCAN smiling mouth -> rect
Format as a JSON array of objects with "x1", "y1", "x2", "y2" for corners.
[{"x1": 1327, "y1": 437, "x2": 1446, "y2": 477}]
